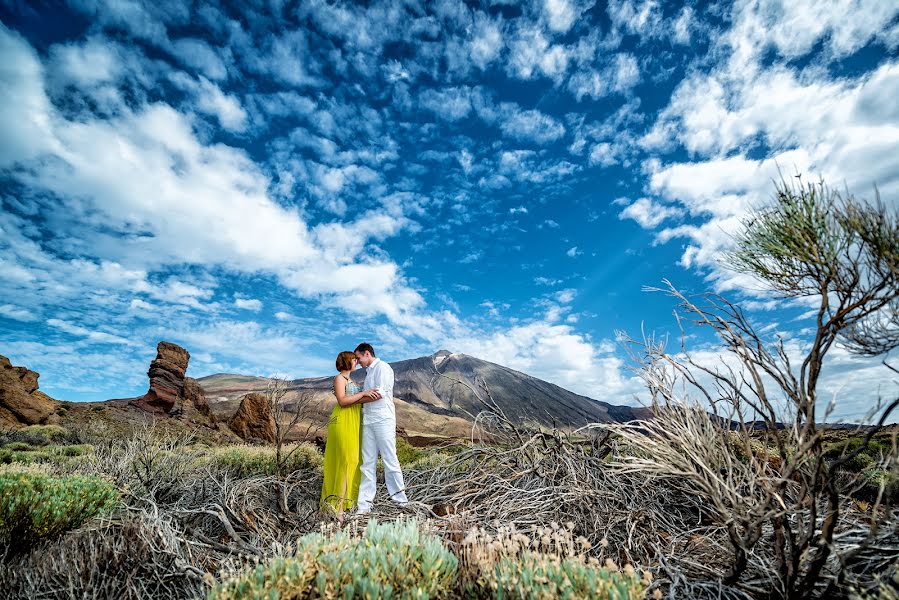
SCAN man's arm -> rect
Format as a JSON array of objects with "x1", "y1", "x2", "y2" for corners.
[
  {"x1": 369, "y1": 361, "x2": 386, "y2": 394},
  {"x1": 384, "y1": 363, "x2": 394, "y2": 398}
]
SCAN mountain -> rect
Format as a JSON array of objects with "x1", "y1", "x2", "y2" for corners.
[{"x1": 199, "y1": 350, "x2": 650, "y2": 439}]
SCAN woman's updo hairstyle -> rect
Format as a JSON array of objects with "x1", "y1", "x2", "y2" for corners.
[{"x1": 336, "y1": 351, "x2": 356, "y2": 372}]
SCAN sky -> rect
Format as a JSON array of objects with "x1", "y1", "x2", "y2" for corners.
[{"x1": 0, "y1": 0, "x2": 897, "y2": 422}]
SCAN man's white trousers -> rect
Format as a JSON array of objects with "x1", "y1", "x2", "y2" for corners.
[{"x1": 357, "y1": 418, "x2": 408, "y2": 512}]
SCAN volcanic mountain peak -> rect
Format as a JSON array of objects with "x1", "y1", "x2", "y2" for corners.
[{"x1": 199, "y1": 350, "x2": 650, "y2": 430}]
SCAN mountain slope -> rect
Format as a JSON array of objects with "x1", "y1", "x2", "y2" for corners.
[{"x1": 199, "y1": 350, "x2": 649, "y2": 433}]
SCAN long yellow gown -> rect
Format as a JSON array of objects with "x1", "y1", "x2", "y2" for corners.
[{"x1": 320, "y1": 379, "x2": 363, "y2": 513}]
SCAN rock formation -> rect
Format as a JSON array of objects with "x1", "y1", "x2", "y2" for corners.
[
  {"x1": 228, "y1": 392, "x2": 275, "y2": 442},
  {"x1": 128, "y1": 342, "x2": 217, "y2": 428},
  {"x1": 131, "y1": 342, "x2": 190, "y2": 414},
  {"x1": 182, "y1": 377, "x2": 216, "y2": 425},
  {"x1": 0, "y1": 354, "x2": 58, "y2": 427}
]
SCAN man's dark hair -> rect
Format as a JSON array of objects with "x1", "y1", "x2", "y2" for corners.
[{"x1": 354, "y1": 342, "x2": 375, "y2": 357}]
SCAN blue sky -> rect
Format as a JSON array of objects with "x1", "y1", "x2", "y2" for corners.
[{"x1": 1, "y1": 0, "x2": 897, "y2": 422}]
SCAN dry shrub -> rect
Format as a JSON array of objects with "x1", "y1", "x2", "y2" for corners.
[
  {"x1": 0, "y1": 510, "x2": 207, "y2": 599},
  {"x1": 210, "y1": 442, "x2": 323, "y2": 477}
]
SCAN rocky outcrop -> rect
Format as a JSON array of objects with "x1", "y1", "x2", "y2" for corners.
[
  {"x1": 228, "y1": 392, "x2": 275, "y2": 442},
  {"x1": 182, "y1": 377, "x2": 216, "y2": 425},
  {"x1": 0, "y1": 355, "x2": 58, "y2": 427},
  {"x1": 131, "y1": 342, "x2": 190, "y2": 414},
  {"x1": 129, "y1": 342, "x2": 217, "y2": 428}
]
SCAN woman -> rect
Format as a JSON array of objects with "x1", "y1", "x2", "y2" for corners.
[{"x1": 320, "y1": 351, "x2": 381, "y2": 519}]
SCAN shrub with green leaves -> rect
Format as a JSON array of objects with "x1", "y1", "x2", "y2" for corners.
[
  {"x1": 211, "y1": 519, "x2": 458, "y2": 599},
  {"x1": 408, "y1": 451, "x2": 452, "y2": 471},
  {"x1": 460, "y1": 524, "x2": 648, "y2": 600},
  {"x1": 0, "y1": 466, "x2": 118, "y2": 550},
  {"x1": 3, "y1": 441, "x2": 32, "y2": 452},
  {"x1": 211, "y1": 442, "x2": 323, "y2": 477},
  {"x1": 20, "y1": 424, "x2": 70, "y2": 445},
  {"x1": 46, "y1": 444, "x2": 93, "y2": 458},
  {"x1": 487, "y1": 554, "x2": 647, "y2": 600},
  {"x1": 395, "y1": 437, "x2": 425, "y2": 466}
]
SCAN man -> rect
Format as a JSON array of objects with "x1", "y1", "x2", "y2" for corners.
[{"x1": 354, "y1": 342, "x2": 408, "y2": 513}]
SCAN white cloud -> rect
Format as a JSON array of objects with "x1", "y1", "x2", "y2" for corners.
[
  {"x1": 169, "y1": 72, "x2": 248, "y2": 132},
  {"x1": 419, "y1": 86, "x2": 472, "y2": 121},
  {"x1": 611, "y1": 53, "x2": 640, "y2": 92},
  {"x1": 608, "y1": 0, "x2": 663, "y2": 38},
  {"x1": 0, "y1": 25, "x2": 57, "y2": 166},
  {"x1": 588, "y1": 142, "x2": 616, "y2": 166},
  {"x1": 638, "y1": 1, "x2": 899, "y2": 297},
  {"x1": 469, "y1": 12, "x2": 503, "y2": 69},
  {"x1": 543, "y1": 0, "x2": 579, "y2": 34},
  {"x1": 566, "y1": 246, "x2": 581, "y2": 257},
  {"x1": 672, "y1": 6, "x2": 693, "y2": 44},
  {"x1": 498, "y1": 104, "x2": 566, "y2": 144},
  {"x1": 0, "y1": 304, "x2": 37, "y2": 322},
  {"x1": 617, "y1": 197, "x2": 683, "y2": 229},
  {"x1": 234, "y1": 297, "x2": 263, "y2": 311},
  {"x1": 170, "y1": 37, "x2": 228, "y2": 81},
  {"x1": 0, "y1": 26, "x2": 433, "y2": 339},
  {"x1": 447, "y1": 320, "x2": 644, "y2": 403},
  {"x1": 725, "y1": 0, "x2": 898, "y2": 64},
  {"x1": 555, "y1": 288, "x2": 576, "y2": 303},
  {"x1": 509, "y1": 206, "x2": 528, "y2": 215},
  {"x1": 46, "y1": 318, "x2": 135, "y2": 346},
  {"x1": 567, "y1": 52, "x2": 640, "y2": 101},
  {"x1": 507, "y1": 26, "x2": 570, "y2": 82}
]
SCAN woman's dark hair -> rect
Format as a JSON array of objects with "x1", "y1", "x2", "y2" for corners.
[
  {"x1": 336, "y1": 351, "x2": 356, "y2": 372},
  {"x1": 354, "y1": 342, "x2": 375, "y2": 357}
]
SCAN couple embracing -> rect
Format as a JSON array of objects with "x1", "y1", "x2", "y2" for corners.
[{"x1": 320, "y1": 343, "x2": 408, "y2": 518}]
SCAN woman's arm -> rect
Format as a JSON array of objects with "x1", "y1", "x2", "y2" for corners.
[{"x1": 334, "y1": 376, "x2": 381, "y2": 407}]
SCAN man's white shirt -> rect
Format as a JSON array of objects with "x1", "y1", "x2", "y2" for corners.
[{"x1": 362, "y1": 358, "x2": 396, "y2": 423}]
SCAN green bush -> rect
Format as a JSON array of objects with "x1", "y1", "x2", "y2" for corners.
[
  {"x1": 395, "y1": 437, "x2": 425, "y2": 466},
  {"x1": 211, "y1": 443, "x2": 323, "y2": 477},
  {"x1": 824, "y1": 437, "x2": 892, "y2": 463},
  {"x1": 488, "y1": 554, "x2": 647, "y2": 600},
  {"x1": 0, "y1": 466, "x2": 118, "y2": 550},
  {"x1": 20, "y1": 425, "x2": 70, "y2": 446},
  {"x1": 211, "y1": 519, "x2": 458, "y2": 599},
  {"x1": 46, "y1": 444, "x2": 93, "y2": 457},
  {"x1": 845, "y1": 452, "x2": 876, "y2": 472},
  {"x1": 3, "y1": 441, "x2": 32, "y2": 452},
  {"x1": 408, "y1": 451, "x2": 452, "y2": 471}
]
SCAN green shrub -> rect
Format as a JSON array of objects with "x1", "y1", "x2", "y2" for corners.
[
  {"x1": 845, "y1": 452, "x2": 876, "y2": 472},
  {"x1": 211, "y1": 443, "x2": 323, "y2": 477},
  {"x1": 46, "y1": 444, "x2": 93, "y2": 457},
  {"x1": 824, "y1": 437, "x2": 892, "y2": 463},
  {"x1": 20, "y1": 425, "x2": 70, "y2": 445},
  {"x1": 395, "y1": 437, "x2": 425, "y2": 466},
  {"x1": 487, "y1": 554, "x2": 647, "y2": 599},
  {"x1": 211, "y1": 519, "x2": 458, "y2": 599},
  {"x1": 3, "y1": 441, "x2": 32, "y2": 452},
  {"x1": 0, "y1": 466, "x2": 118, "y2": 550},
  {"x1": 460, "y1": 525, "x2": 648, "y2": 600},
  {"x1": 408, "y1": 451, "x2": 452, "y2": 471}
]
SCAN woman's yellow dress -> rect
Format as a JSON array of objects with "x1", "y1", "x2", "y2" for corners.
[{"x1": 320, "y1": 379, "x2": 363, "y2": 513}]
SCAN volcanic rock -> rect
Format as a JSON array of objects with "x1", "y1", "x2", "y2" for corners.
[
  {"x1": 131, "y1": 342, "x2": 190, "y2": 414},
  {"x1": 182, "y1": 377, "x2": 216, "y2": 425},
  {"x1": 228, "y1": 392, "x2": 275, "y2": 442},
  {"x1": 0, "y1": 354, "x2": 58, "y2": 427}
]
